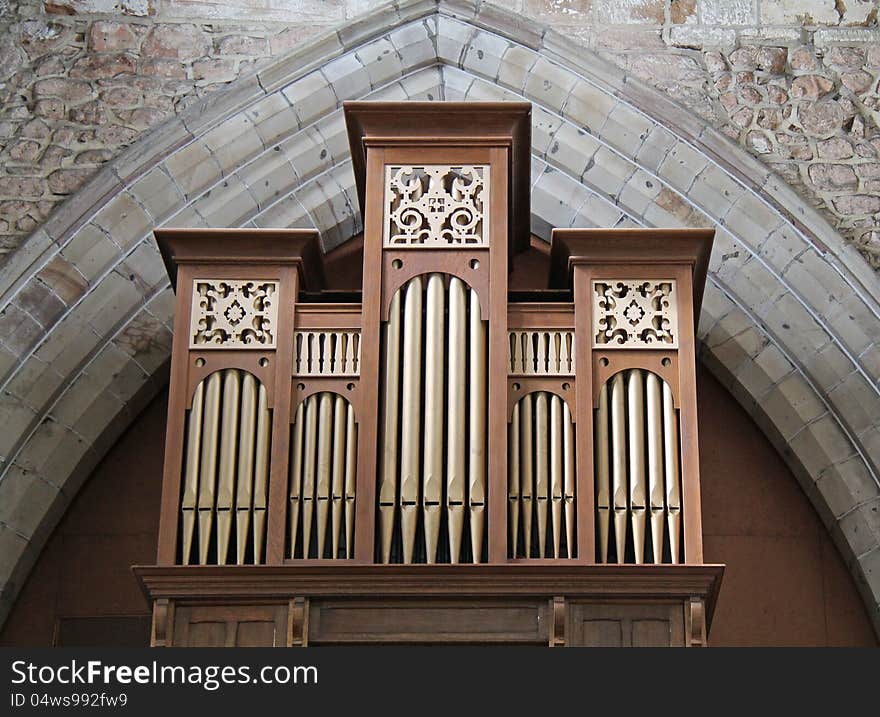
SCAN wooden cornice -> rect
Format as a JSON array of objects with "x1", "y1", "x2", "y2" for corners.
[
  {"x1": 548, "y1": 227, "x2": 715, "y2": 316},
  {"x1": 134, "y1": 563, "x2": 724, "y2": 628},
  {"x1": 154, "y1": 227, "x2": 325, "y2": 291}
]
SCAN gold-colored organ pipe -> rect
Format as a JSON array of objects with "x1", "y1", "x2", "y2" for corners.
[
  {"x1": 508, "y1": 402, "x2": 520, "y2": 558},
  {"x1": 288, "y1": 393, "x2": 356, "y2": 560},
  {"x1": 252, "y1": 383, "x2": 270, "y2": 564},
  {"x1": 468, "y1": 288, "x2": 486, "y2": 563},
  {"x1": 627, "y1": 369, "x2": 646, "y2": 565},
  {"x1": 331, "y1": 394, "x2": 346, "y2": 559},
  {"x1": 216, "y1": 370, "x2": 241, "y2": 566},
  {"x1": 595, "y1": 384, "x2": 611, "y2": 563},
  {"x1": 534, "y1": 392, "x2": 549, "y2": 558},
  {"x1": 378, "y1": 291, "x2": 401, "y2": 564},
  {"x1": 181, "y1": 381, "x2": 204, "y2": 566},
  {"x1": 646, "y1": 372, "x2": 665, "y2": 564},
  {"x1": 663, "y1": 381, "x2": 682, "y2": 564},
  {"x1": 595, "y1": 370, "x2": 683, "y2": 565},
  {"x1": 563, "y1": 400, "x2": 575, "y2": 559},
  {"x1": 423, "y1": 274, "x2": 445, "y2": 564},
  {"x1": 508, "y1": 391, "x2": 577, "y2": 559},
  {"x1": 301, "y1": 394, "x2": 318, "y2": 558},
  {"x1": 289, "y1": 402, "x2": 304, "y2": 557},
  {"x1": 550, "y1": 394, "x2": 563, "y2": 558},
  {"x1": 315, "y1": 392, "x2": 333, "y2": 559},
  {"x1": 519, "y1": 393, "x2": 534, "y2": 558},
  {"x1": 610, "y1": 373, "x2": 627, "y2": 564},
  {"x1": 179, "y1": 370, "x2": 273, "y2": 566},
  {"x1": 344, "y1": 404, "x2": 357, "y2": 558},
  {"x1": 197, "y1": 371, "x2": 222, "y2": 565},
  {"x1": 400, "y1": 277, "x2": 423, "y2": 564},
  {"x1": 235, "y1": 373, "x2": 256, "y2": 566},
  {"x1": 446, "y1": 277, "x2": 467, "y2": 563}
]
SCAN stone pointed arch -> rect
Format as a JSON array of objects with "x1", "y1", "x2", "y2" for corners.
[{"x1": 0, "y1": 0, "x2": 878, "y2": 633}]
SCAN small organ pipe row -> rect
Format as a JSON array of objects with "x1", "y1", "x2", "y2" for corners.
[
  {"x1": 180, "y1": 369, "x2": 271, "y2": 565},
  {"x1": 378, "y1": 273, "x2": 488, "y2": 564},
  {"x1": 288, "y1": 392, "x2": 358, "y2": 559},
  {"x1": 508, "y1": 392, "x2": 576, "y2": 558},
  {"x1": 595, "y1": 369, "x2": 682, "y2": 564}
]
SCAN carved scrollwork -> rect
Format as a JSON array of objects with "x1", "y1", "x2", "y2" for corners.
[
  {"x1": 592, "y1": 279, "x2": 678, "y2": 349},
  {"x1": 384, "y1": 165, "x2": 489, "y2": 246},
  {"x1": 189, "y1": 279, "x2": 279, "y2": 349}
]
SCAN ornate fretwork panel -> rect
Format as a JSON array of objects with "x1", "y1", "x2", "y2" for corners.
[
  {"x1": 384, "y1": 165, "x2": 489, "y2": 246},
  {"x1": 592, "y1": 280, "x2": 678, "y2": 349},
  {"x1": 190, "y1": 280, "x2": 279, "y2": 349},
  {"x1": 508, "y1": 330, "x2": 575, "y2": 376},
  {"x1": 293, "y1": 331, "x2": 361, "y2": 377}
]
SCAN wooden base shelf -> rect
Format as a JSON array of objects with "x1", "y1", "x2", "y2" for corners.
[{"x1": 134, "y1": 564, "x2": 724, "y2": 647}]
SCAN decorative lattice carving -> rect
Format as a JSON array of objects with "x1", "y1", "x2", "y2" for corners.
[
  {"x1": 384, "y1": 165, "x2": 489, "y2": 246},
  {"x1": 508, "y1": 330, "x2": 576, "y2": 375},
  {"x1": 294, "y1": 331, "x2": 361, "y2": 376},
  {"x1": 190, "y1": 280, "x2": 279, "y2": 349},
  {"x1": 592, "y1": 280, "x2": 678, "y2": 348}
]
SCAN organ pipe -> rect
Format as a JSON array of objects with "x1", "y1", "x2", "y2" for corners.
[
  {"x1": 507, "y1": 391, "x2": 577, "y2": 559},
  {"x1": 468, "y1": 287, "x2": 487, "y2": 563},
  {"x1": 178, "y1": 370, "x2": 272, "y2": 566},
  {"x1": 235, "y1": 373, "x2": 256, "y2": 566},
  {"x1": 400, "y1": 276, "x2": 423, "y2": 564},
  {"x1": 181, "y1": 381, "x2": 204, "y2": 566},
  {"x1": 288, "y1": 392, "x2": 358, "y2": 559},
  {"x1": 447, "y1": 277, "x2": 467, "y2": 563},
  {"x1": 378, "y1": 292, "x2": 401, "y2": 563},
  {"x1": 508, "y1": 402, "x2": 520, "y2": 558},
  {"x1": 627, "y1": 369, "x2": 646, "y2": 565},
  {"x1": 377, "y1": 274, "x2": 487, "y2": 564},
  {"x1": 197, "y1": 371, "x2": 221, "y2": 566},
  {"x1": 595, "y1": 383, "x2": 610, "y2": 563},
  {"x1": 423, "y1": 274, "x2": 444, "y2": 563},
  {"x1": 664, "y1": 381, "x2": 682, "y2": 564},
  {"x1": 595, "y1": 370, "x2": 683, "y2": 565}
]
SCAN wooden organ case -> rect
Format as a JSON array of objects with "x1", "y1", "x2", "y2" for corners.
[{"x1": 136, "y1": 102, "x2": 724, "y2": 647}]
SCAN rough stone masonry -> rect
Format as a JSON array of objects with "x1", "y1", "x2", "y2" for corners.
[{"x1": 1, "y1": 0, "x2": 880, "y2": 269}]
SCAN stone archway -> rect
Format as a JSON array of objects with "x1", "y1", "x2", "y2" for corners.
[{"x1": 0, "y1": 0, "x2": 878, "y2": 633}]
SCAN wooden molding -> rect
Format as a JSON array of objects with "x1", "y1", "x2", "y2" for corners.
[{"x1": 134, "y1": 563, "x2": 724, "y2": 630}]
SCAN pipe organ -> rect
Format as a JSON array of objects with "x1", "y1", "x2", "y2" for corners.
[{"x1": 139, "y1": 103, "x2": 723, "y2": 648}]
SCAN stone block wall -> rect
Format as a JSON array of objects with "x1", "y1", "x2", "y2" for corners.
[{"x1": 0, "y1": 0, "x2": 879, "y2": 269}]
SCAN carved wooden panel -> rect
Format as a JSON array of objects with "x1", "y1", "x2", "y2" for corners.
[
  {"x1": 508, "y1": 330, "x2": 575, "y2": 376},
  {"x1": 568, "y1": 602, "x2": 684, "y2": 646},
  {"x1": 293, "y1": 331, "x2": 361, "y2": 376},
  {"x1": 308, "y1": 599, "x2": 549, "y2": 644},
  {"x1": 592, "y1": 279, "x2": 678, "y2": 349},
  {"x1": 190, "y1": 279, "x2": 279, "y2": 349},
  {"x1": 171, "y1": 604, "x2": 288, "y2": 647},
  {"x1": 384, "y1": 165, "x2": 489, "y2": 246}
]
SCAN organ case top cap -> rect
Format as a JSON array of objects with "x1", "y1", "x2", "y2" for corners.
[
  {"x1": 343, "y1": 101, "x2": 533, "y2": 255},
  {"x1": 548, "y1": 227, "x2": 715, "y2": 320},
  {"x1": 154, "y1": 227, "x2": 326, "y2": 292}
]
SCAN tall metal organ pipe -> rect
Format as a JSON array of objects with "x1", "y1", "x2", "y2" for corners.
[
  {"x1": 179, "y1": 369, "x2": 272, "y2": 566},
  {"x1": 507, "y1": 391, "x2": 576, "y2": 558},
  {"x1": 594, "y1": 369, "x2": 683, "y2": 564},
  {"x1": 378, "y1": 273, "x2": 488, "y2": 564},
  {"x1": 288, "y1": 392, "x2": 358, "y2": 559}
]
